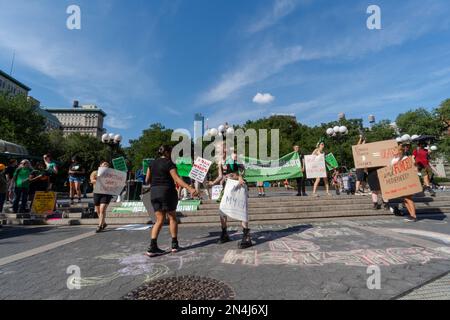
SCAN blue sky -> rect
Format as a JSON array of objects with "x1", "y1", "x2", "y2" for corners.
[{"x1": 1, "y1": 0, "x2": 450, "y2": 145}]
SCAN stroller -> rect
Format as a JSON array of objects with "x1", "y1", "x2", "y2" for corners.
[{"x1": 341, "y1": 169, "x2": 356, "y2": 195}]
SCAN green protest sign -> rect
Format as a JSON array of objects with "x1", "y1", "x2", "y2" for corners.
[
  {"x1": 325, "y1": 153, "x2": 339, "y2": 171},
  {"x1": 112, "y1": 157, "x2": 128, "y2": 172},
  {"x1": 242, "y1": 152, "x2": 303, "y2": 183},
  {"x1": 142, "y1": 158, "x2": 154, "y2": 176},
  {"x1": 176, "y1": 200, "x2": 201, "y2": 212},
  {"x1": 176, "y1": 157, "x2": 193, "y2": 178}
]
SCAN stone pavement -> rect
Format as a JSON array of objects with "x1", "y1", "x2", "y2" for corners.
[{"x1": 0, "y1": 214, "x2": 449, "y2": 300}]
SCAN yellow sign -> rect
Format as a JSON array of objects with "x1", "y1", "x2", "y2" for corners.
[{"x1": 31, "y1": 192, "x2": 57, "y2": 215}]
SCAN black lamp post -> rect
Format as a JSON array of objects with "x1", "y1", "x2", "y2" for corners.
[{"x1": 101, "y1": 133, "x2": 122, "y2": 162}]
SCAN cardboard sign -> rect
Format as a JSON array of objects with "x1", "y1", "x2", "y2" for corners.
[
  {"x1": 352, "y1": 140, "x2": 398, "y2": 169},
  {"x1": 377, "y1": 157, "x2": 423, "y2": 200},
  {"x1": 112, "y1": 157, "x2": 128, "y2": 172},
  {"x1": 211, "y1": 185, "x2": 223, "y2": 200},
  {"x1": 219, "y1": 179, "x2": 248, "y2": 222},
  {"x1": 305, "y1": 154, "x2": 327, "y2": 179},
  {"x1": 31, "y1": 192, "x2": 57, "y2": 215},
  {"x1": 189, "y1": 157, "x2": 212, "y2": 183},
  {"x1": 325, "y1": 153, "x2": 339, "y2": 171},
  {"x1": 93, "y1": 167, "x2": 127, "y2": 196}
]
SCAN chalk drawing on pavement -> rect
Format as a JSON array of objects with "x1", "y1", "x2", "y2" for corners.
[{"x1": 388, "y1": 229, "x2": 450, "y2": 245}]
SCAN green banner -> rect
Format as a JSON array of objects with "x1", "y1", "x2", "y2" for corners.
[
  {"x1": 242, "y1": 152, "x2": 303, "y2": 183},
  {"x1": 142, "y1": 158, "x2": 154, "y2": 176},
  {"x1": 176, "y1": 200, "x2": 201, "y2": 212},
  {"x1": 112, "y1": 157, "x2": 127, "y2": 172},
  {"x1": 325, "y1": 153, "x2": 339, "y2": 171},
  {"x1": 176, "y1": 157, "x2": 193, "y2": 178}
]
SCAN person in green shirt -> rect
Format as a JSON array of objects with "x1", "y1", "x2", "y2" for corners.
[{"x1": 12, "y1": 160, "x2": 33, "y2": 213}]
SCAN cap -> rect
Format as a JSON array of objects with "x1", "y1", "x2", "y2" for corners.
[{"x1": 0, "y1": 163, "x2": 6, "y2": 171}]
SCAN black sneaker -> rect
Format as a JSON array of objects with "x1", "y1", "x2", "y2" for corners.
[
  {"x1": 171, "y1": 241, "x2": 180, "y2": 253},
  {"x1": 383, "y1": 202, "x2": 390, "y2": 211},
  {"x1": 95, "y1": 226, "x2": 103, "y2": 233},
  {"x1": 218, "y1": 231, "x2": 231, "y2": 244},
  {"x1": 404, "y1": 216, "x2": 418, "y2": 223},
  {"x1": 238, "y1": 229, "x2": 253, "y2": 249},
  {"x1": 373, "y1": 203, "x2": 381, "y2": 210},
  {"x1": 145, "y1": 246, "x2": 166, "y2": 257},
  {"x1": 101, "y1": 223, "x2": 108, "y2": 230}
]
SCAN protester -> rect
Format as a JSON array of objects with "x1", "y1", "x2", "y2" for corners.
[
  {"x1": 413, "y1": 142, "x2": 436, "y2": 197},
  {"x1": 355, "y1": 136, "x2": 368, "y2": 195},
  {"x1": 392, "y1": 146, "x2": 417, "y2": 222},
  {"x1": 29, "y1": 162, "x2": 50, "y2": 207},
  {"x1": 5, "y1": 159, "x2": 17, "y2": 203},
  {"x1": 12, "y1": 160, "x2": 33, "y2": 213},
  {"x1": 145, "y1": 145, "x2": 198, "y2": 257},
  {"x1": 312, "y1": 142, "x2": 330, "y2": 197},
  {"x1": 332, "y1": 168, "x2": 342, "y2": 195},
  {"x1": 210, "y1": 147, "x2": 253, "y2": 248},
  {"x1": 367, "y1": 166, "x2": 390, "y2": 210},
  {"x1": 43, "y1": 154, "x2": 58, "y2": 191},
  {"x1": 68, "y1": 156, "x2": 85, "y2": 204},
  {"x1": 257, "y1": 181, "x2": 266, "y2": 197},
  {"x1": 293, "y1": 145, "x2": 307, "y2": 197},
  {"x1": 90, "y1": 162, "x2": 113, "y2": 233},
  {"x1": 0, "y1": 164, "x2": 7, "y2": 213}
]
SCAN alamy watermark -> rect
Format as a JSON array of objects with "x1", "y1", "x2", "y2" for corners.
[
  {"x1": 367, "y1": 5, "x2": 381, "y2": 30},
  {"x1": 66, "y1": 265, "x2": 81, "y2": 290},
  {"x1": 366, "y1": 265, "x2": 381, "y2": 290},
  {"x1": 66, "y1": 5, "x2": 81, "y2": 30}
]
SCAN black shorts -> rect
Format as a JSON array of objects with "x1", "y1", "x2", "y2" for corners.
[
  {"x1": 356, "y1": 169, "x2": 367, "y2": 182},
  {"x1": 367, "y1": 169, "x2": 381, "y2": 192},
  {"x1": 151, "y1": 186, "x2": 178, "y2": 212},
  {"x1": 93, "y1": 193, "x2": 113, "y2": 206}
]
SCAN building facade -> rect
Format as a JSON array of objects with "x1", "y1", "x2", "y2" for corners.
[
  {"x1": 0, "y1": 69, "x2": 31, "y2": 96},
  {"x1": 45, "y1": 101, "x2": 107, "y2": 138},
  {"x1": 194, "y1": 113, "x2": 205, "y2": 142}
]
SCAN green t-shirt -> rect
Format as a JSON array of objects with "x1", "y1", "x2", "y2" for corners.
[
  {"x1": 46, "y1": 162, "x2": 57, "y2": 175},
  {"x1": 14, "y1": 167, "x2": 32, "y2": 189}
]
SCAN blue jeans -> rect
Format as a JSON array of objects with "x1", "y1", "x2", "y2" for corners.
[
  {"x1": 0, "y1": 193, "x2": 6, "y2": 213},
  {"x1": 13, "y1": 187, "x2": 29, "y2": 213}
]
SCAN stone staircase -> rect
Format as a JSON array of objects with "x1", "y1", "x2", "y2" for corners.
[{"x1": 24, "y1": 191, "x2": 450, "y2": 227}]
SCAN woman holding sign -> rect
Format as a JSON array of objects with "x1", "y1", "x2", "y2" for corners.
[
  {"x1": 145, "y1": 145, "x2": 198, "y2": 257},
  {"x1": 90, "y1": 162, "x2": 113, "y2": 233},
  {"x1": 210, "y1": 149, "x2": 252, "y2": 249},
  {"x1": 312, "y1": 142, "x2": 331, "y2": 197},
  {"x1": 392, "y1": 146, "x2": 417, "y2": 222}
]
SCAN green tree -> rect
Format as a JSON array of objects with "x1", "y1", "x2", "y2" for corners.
[
  {"x1": 0, "y1": 93, "x2": 49, "y2": 155},
  {"x1": 435, "y1": 99, "x2": 450, "y2": 133},
  {"x1": 126, "y1": 123, "x2": 174, "y2": 171},
  {"x1": 365, "y1": 120, "x2": 396, "y2": 142},
  {"x1": 396, "y1": 108, "x2": 443, "y2": 137}
]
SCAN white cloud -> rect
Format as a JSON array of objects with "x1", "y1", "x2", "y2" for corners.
[
  {"x1": 105, "y1": 115, "x2": 136, "y2": 130},
  {"x1": 198, "y1": 44, "x2": 303, "y2": 105},
  {"x1": 247, "y1": 0, "x2": 301, "y2": 34},
  {"x1": 253, "y1": 92, "x2": 275, "y2": 104}
]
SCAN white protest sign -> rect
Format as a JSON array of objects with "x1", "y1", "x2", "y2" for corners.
[
  {"x1": 211, "y1": 185, "x2": 223, "y2": 200},
  {"x1": 189, "y1": 157, "x2": 212, "y2": 183},
  {"x1": 219, "y1": 179, "x2": 248, "y2": 222},
  {"x1": 93, "y1": 167, "x2": 127, "y2": 196},
  {"x1": 305, "y1": 154, "x2": 327, "y2": 179}
]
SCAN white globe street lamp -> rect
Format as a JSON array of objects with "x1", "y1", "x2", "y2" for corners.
[
  {"x1": 333, "y1": 126, "x2": 340, "y2": 134},
  {"x1": 326, "y1": 128, "x2": 334, "y2": 136},
  {"x1": 339, "y1": 126, "x2": 348, "y2": 134},
  {"x1": 401, "y1": 134, "x2": 411, "y2": 143},
  {"x1": 226, "y1": 127, "x2": 235, "y2": 135}
]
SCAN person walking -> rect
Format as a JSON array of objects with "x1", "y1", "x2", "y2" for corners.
[
  {"x1": 413, "y1": 142, "x2": 436, "y2": 197},
  {"x1": 68, "y1": 156, "x2": 85, "y2": 204},
  {"x1": 145, "y1": 145, "x2": 198, "y2": 257},
  {"x1": 312, "y1": 142, "x2": 330, "y2": 197},
  {"x1": 0, "y1": 164, "x2": 7, "y2": 213},
  {"x1": 12, "y1": 160, "x2": 33, "y2": 214},
  {"x1": 293, "y1": 145, "x2": 307, "y2": 196},
  {"x1": 392, "y1": 146, "x2": 418, "y2": 222},
  {"x1": 90, "y1": 162, "x2": 114, "y2": 233}
]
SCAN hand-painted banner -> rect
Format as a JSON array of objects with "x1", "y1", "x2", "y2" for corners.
[
  {"x1": 242, "y1": 152, "x2": 303, "y2": 183},
  {"x1": 176, "y1": 157, "x2": 193, "y2": 178},
  {"x1": 377, "y1": 157, "x2": 423, "y2": 200},
  {"x1": 305, "y1": 154, "x2": 327, "y2": 179},
  {"x1": 112, "y1": 157, "x2": 128, "y2": 172},
  {"x1": 219, "y1": 179, "x2": 248, "y2": 222},
  {"x1": 211, "y1": 185, "x2": 223, "y2": 200},
  {"x1": 93, "y1": 167, "x2": 127, "y2": 196}
]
